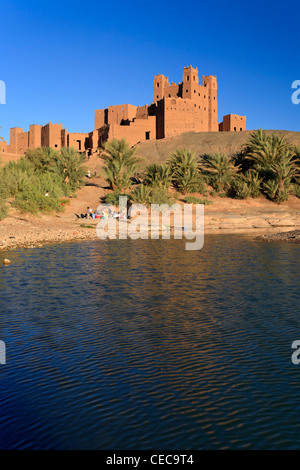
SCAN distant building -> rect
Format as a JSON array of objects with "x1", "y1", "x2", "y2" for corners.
[{"x1": 2, "y1": 66, "x2": 246, "y2": 156}]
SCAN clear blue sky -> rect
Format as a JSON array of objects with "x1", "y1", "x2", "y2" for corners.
[{"x1": 0, "y1": 0, "x2": 299, "y2": 142}]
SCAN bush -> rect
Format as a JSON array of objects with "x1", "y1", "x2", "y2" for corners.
[
  {"x1": 231, "y1": 177, "x2": 252, "y2": 199},
  {"x1": 104, "y1": 191, "x2": 129, "y2": 206},
  {"x1": 291, "y1": 183, "x2": 300, "y2": 198},
  {"x1": 0, "y1": 147, "x2": 86, "y2": 216},
  {"x1": 200, "y1": 153, "x2": 239, "y2": 192},
  {"x1": 184, "y1": 196, "x2": 213, "y2": 205},
  {"x1": 0, "y1": 198, "x2": 8, "y2": 220},
  {"x1": 149, "y1": 188, "x2": 178, "y2": 205},
  {"x1": 263, "y1": 180, "x2": 288, "y2": 203},
  {"x1": 130, "y1": 185, "x2": 178, "y2": 206}
]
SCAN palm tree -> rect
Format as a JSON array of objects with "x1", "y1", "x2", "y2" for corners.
[
  {"x1": 54, "y1": 147, "x2": 87, "y2": 189},
  {"x1": 201, "y1": 153, "x2": 238, "y2": 192},
  {"x1": 100, "y1": 139, "x2": 141, "y2": 191},
  {"x1": 130, "y1": 184, "x2": 152, "y2": 205},
  {"x1": 168, "y1": 149, "x2": 198, "y2": 174},
  {"x1": 270, "y1": 151, "x2": 300, "y2": 191},
  {"x1": 25, "y1": 147, "x2": 59, "y2": 172},
  {"x1": 167, "y1": 149, "x2": 202, "y2": 194},
  {"x1": 143, "y1": 163, "x2": 172, "y2": 189},
  {"x1": 245, "y1": 130, "x2": 293, "y2": 169}
]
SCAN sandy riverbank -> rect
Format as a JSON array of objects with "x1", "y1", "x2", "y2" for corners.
[{"x1": 0, "y1": 185, "x2": 299, "y2": 253}]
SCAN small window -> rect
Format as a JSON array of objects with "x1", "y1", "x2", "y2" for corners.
[
  {"x1": 199, "y1": 106, "x2": 201, "y2": 109},
  {"x1": 187, "y1": 75, "x2": 189, "y2": 81},
  {"x1": 55, "y1": 144, "x2": 58, "y2": 148},
  {"x1": 194, "y1": 104, "x2": 196, "y2": 107},
  {"x1": 186, "y1": 89, "x2": 188, "y2": 93},
  {"x1": 194, "y1": 90, "x2": 196, "y2": 93},
  {"x1": 169, "y1": 94, "x2": 171, "y2": 97},
  {"x1": 157, "y1": 83, "x2": 159, "y2": 87},
  {"x1": 193, "y1": 76, "x2": 195, "y2": 81},
  {"x1": 234, "y1": 127, "x2": 237, "y2": 131},
  {"x1": 240, "y1": 128, "x2": 243, "y2": 131},
  {"x1": 157, "y1": 95, "x2": 159, "y2": 99},
  {"x1": 198, "y1": 93, "x2": 200, "y2": 96},
  {"x1": 204, "y1": 107, "x2": 206, "y2": 111},
  {"x1": 204, "y1": 95, "x2": 206, "y2": 98}
]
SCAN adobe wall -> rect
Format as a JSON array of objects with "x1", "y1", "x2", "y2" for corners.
[
  {"x1": 29, "y1": 125, "x2": 42, "y2": 148},
  {"x1": 68, "y1": 132, "x2": 90, "y2": 152},
  {"x1": 95, "y1": 104, "x2": 137, "y2": 129},
  {"x1": 220, "y1": 114, "x2": 246, "y2": 132},
  {"x1": 0, "y1": 140, "x2": 8, "y2": 153},
  {"x1": 4, "y1": 66, "x2": 246, "y2": 153},
  {"x1": 0, "y1": 152, "x2": 22, "y2": 165},
  {"x1": 109, "y1": 116, "x2": 156, "y2": 146}
]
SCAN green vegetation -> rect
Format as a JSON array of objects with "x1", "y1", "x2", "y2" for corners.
[
  {"x1": 243, "y1": 129, "x2": 300, "y2": 202},
  {"x1": 143, "y1": 163, "x2": 172, "y2": 189},
  {"x1": 184, "y1": 196, "x2": 213, "y2": 205},
  {"x1": 0, "y1": 147, "x2": 86, "y2": 218},
  {"x1": 0, "y1": 198, "x2": 8, "y2": 220},
  {"x1": 1, "y1": 130, "x2": 299, "y2": 222},
  {"x1": 130, "y1": 185, "x2": 177, "y2": 206},
  {"x1": 104, "y1": 191, "x2": 129, "y2": 206},
  {"x1": 200, "y1": 153, "x2": 238, "y2": 192},
  {"x1": 100, "y1": 138, "x2": 141, "y2": 191},
  {"x1": 100, "y1": 135, "x2": 299, "y2": 207},
  {"x1": 168, "y1": 149, "x2": 204, "y2": 194}
]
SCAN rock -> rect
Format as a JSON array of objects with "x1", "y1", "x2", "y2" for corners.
[{"x1": 3, "y1": 259, "x2": 11, "y2": 265}]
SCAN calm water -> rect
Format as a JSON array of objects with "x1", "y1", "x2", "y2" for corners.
[{"x1": 0, "y1": 235, "x2": 300, "y2": 450}]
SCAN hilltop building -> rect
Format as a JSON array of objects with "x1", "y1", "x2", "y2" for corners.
[{"x1": 1, "y1": 66, "x2": 246, "y2": 157}]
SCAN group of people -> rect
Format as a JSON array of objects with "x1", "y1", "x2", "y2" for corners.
[{"x1": 80, "y1": 207, "x2": 127, "y2": 220}]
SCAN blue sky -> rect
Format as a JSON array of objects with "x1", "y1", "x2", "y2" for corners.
[{"x1": 0, "y1": 0, "x2": 299, "y2": 142}]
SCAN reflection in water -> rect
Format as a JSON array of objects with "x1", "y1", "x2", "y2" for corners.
[{"x1": 0, "y1": 236, "x2": 299, "y2": 449}]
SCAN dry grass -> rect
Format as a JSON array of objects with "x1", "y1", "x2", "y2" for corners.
[{"x1": 134, "y1": 130, "x2": 300, "y2": 167}]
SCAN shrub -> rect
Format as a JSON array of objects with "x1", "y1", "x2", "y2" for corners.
[
  {"x1": 149, "y1": 188, "x2": 178, "y2": 205},
  {"x1": 0, "y1": 198, "x2": 8, "y2": 220},
  {"x1": 130, "y1": 186, "x2": 177, "y2": 206},
  {"x1": 263, "y1": 179, "x2": 288, "y2": 203},
  {"x1": 104, "y1": 191, "x2": 129, "y2": 206},
  {"x1": 168, "y1": 149, "x2": 203, "y2": 194},
  {"x1": 143, "y1": 163, "x2": 172, "y2": 189},
  {"x1": 130, "y1": 185, "x2": 152, "y2": 205},
  {"x1": 291, "y1": 183, "x2": 300, "y2": 198},
  {"x1": 100, "y1": 139, "x2": 140, "y2": 191},
  {"x1": 184, "y1": 196, "x2": 213, "y2": 205},
  {"x1": 231, "y1": 177, "x2": 252, "y2": 199},
  {"x1": 200, "y1": 153, "x2": 239, "y2": 192}
]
